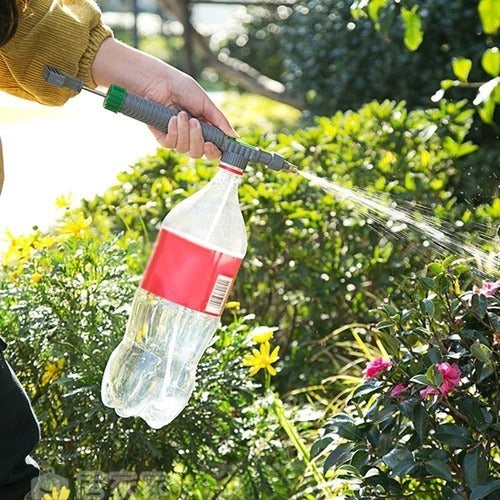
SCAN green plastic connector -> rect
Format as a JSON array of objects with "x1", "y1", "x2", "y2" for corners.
[
  {"x1": 104, "y1": 85, "x2": 127, "y2": 113},
  {"x1": 233, "y1": 138, "x2": 258, "y2": 151}
]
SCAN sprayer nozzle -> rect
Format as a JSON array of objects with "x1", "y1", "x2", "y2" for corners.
[
  {"x1": 43, "y1": 66, "x2": 84, "y2": 93},
  {"x1": 286, "y1": 162, "x2": 299, "y2": 173}
]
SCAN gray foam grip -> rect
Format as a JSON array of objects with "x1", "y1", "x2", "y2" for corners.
[{"x1": 121, "y1": 93, "x2": 228, "y2": 151}]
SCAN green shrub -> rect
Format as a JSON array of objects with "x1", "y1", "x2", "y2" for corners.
[
  {"x1": 81, "y1": 99, "x2": 498, "y2": 393},
  {"x1": 223, "y1": 1, "x2": 488, "y2": 116},
  {"x1": 311, "y1": 260, "x2": 500, "y2": 499},
  {"x1": 0, "y1": 228, "x2": 296, "y2": 498},
  {"x1": 1, "y1": 97, "x2": 497, "y2": 498}
]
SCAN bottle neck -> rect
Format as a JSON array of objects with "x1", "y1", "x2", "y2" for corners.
[
  {"x1": 218, "y1": 162, "x2": 243, "y2": 177},
  {"x1": 212, "y1": 162, "x2": 243, "y2": 190}
]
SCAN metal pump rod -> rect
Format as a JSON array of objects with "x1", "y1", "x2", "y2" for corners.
[{"x1": 43, "y1": 66, "x2": 298, "y2": 172}]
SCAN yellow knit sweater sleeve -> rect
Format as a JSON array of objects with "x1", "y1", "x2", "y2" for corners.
[{"x1": 0, "y1": 0, "x2": 113, "y2": 106}]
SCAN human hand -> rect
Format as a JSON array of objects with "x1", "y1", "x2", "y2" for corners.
[{"x1": 91, "y1": 38, "x2": 237, "y2": 160}]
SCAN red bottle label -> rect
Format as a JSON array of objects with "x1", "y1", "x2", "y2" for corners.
[{"x1": 141, "y1": 229, "x2": 243, "y2": 316}]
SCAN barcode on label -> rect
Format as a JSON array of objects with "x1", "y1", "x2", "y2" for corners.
[{"x1": 205, "y1": 274, "x2": 233, "y2": 315}]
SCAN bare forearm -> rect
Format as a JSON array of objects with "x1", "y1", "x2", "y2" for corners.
[
  {"x1": 89, "y1": 37, "x2": 236, "y2": 159},
  {"x1": 91, "y1": 38, "x2": 163, "y2": 94}
]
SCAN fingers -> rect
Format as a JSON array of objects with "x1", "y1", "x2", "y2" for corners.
[
  {"x1": 200, "y1": 97, "x2": 238, "y2": 138},
  {"x1": 204, "y1": 142, "x2": 220, "y2": 160},
  {"x1": 175, "y1": 112, "x2": 189, "y2": 153},
  {"x1": 157, "y1": 111, "x2": 221, "y2": 160},
  {"x1": 163, "y1": 116, "x2": 178, "y2": 149},
  {"x1": 189, "y1": 119, "x2": 204, "y2": 159}
]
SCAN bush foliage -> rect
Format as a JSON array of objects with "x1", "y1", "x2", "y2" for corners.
[
  {"x1": 312, "y1": 261, "x2": 500, "y2": 499},
  {"x1": 81, "y1": 99, "x2": 497, "y2": 391},
  {"x1": 0, "y1": 97, "x2": 497, "y2": 497},
  {"x1": 223, "y1": 0, "x2": 490, "y2": 116},
  {"x1": 0, "y1": 230, "x2": 297, "y2": 497}
]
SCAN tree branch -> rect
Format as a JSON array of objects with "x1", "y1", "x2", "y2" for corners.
[{"x1": 158, "y1": 0, "x2": 304, "y2": 109}]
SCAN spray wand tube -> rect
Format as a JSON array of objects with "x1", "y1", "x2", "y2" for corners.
[{"x1": 43, "y1": 66, "x2": 297, "y2": 172}]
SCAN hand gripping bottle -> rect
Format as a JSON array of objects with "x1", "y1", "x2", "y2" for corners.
[{"x1": 101, "y1": 161, "x2": 247, "y2": 428}]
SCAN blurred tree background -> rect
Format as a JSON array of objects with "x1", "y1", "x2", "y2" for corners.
[{"x1": 101, "y1": 0, "x2": 498, "y2": 203}]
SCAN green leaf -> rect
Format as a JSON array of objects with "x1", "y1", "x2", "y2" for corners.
[
  {"x1": 335, "y1": 421, "x2": 365, "y2": 441},
  {"x1": 311, "y1": 436, "x2": 333, "y2": 458},
  {"x1": 452, "y1": 57, "x2": 472, "y2": 82},
  {"x1": 410, "y1": 374, "x2": 430, "y2": 386},
  {"x1": 482, "y1": 48, "x2": 500, "y2": 77},
  {"x1": 428, "y1": 262, "x2": 444, "y2": 275},
  {"x1": 404, "y1": 172, "x2": 417, "y2": 190},
  {"x1": 478, "y1": 96, "x2": 496, "y2": 124},
  {"x1": 426, "y1": 365, "x2": 443, "y2": 386},
  {"x1": 478, "y1": 0, "x2": 500, "y2": 34},
  {"x1": 434, "y1": 424, "x2": 473, "y2": 448},
  {"x1": 476, "y1": 361, "x2": 495, "y2": 383},
  {"x1": 412, "y1": 403, "x2": 429, "y2": 438},
  {"x1": 441, "y1": 79, "x2": 456, "y2": 90},
  {"x1": 470, "y1": 480, "x2": 500, "y2": 500},
  {"x1": 443, "y1": 136, "x2": 478, "y2": 158},
  {"x1": 353, "y1": 380, "x2": 384, "y2": 400},
  {"x1": 457, "y1": 398, "x2": 489, "y2": 429},
  {"x1": 401, "y1": 6, "x2": 423, "y2": 51},
  {"x1": 470, "y1": 342, "x2": 492, "y2": 363},
  {"x1": 382, "y1": 447, "x2": 416, "y2": 477},
  {"x1": 419, "y1": 277, "x2": 435, "y2": 290},
  {"x1": 456, "y1": 142, "x2": 479, "y2": 157},
  {"x1": 464, "y1": 449, "x2": 489, "y2": 488},
  {"x1": 420, "y1": 298, "x2": 435, "y2": 317},
  {"x1": 471, "y1": 293, "x2": 488, "y2": 318},
  {"x1": 351, "y1": 449, "x2": 370, "y2": 470},
  {"x1": 368, "y1": 0, "x2": 389, "y2": 21},
  {"x1": 323, "y1": 442, "x2": 355, "y2": 473},
  {"x1": 425, "y1": 460, "x2": 453, "y2": 481}
]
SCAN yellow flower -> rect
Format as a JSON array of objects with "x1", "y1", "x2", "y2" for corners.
[
  {"x1": 33, "y1": 235, "x2": 58, "y2": 250},
  {"x1": 8, "y1": 268, "x2": 21, "y2": 282},
  {"x1": 41, "y1": 358, "x2": 65, "y2": 387},
  {"x1": 31, "y1": 272, "x2": 42, "y2": 284},
  {"x1": 251, "y1": 326, "x2": 275, "y2": 344},
  {"x1": 43, "y1": 486, "x2": 70, "y2": 500},
  {"x1": 55, "y1": 194, "x2": 71, "y2": 209},
  {"x1": 2, "y1": 230, "x2": 34, "y2": 265},
  {"x1": 225, "y1": 301, "x2": 241, "y2": 310},
  {"x1": 58, "y1": 213, "x2": 92, "y2": 238},
  {"x1": 243, "y1": 341, "x2": 280, "y2": 376}
]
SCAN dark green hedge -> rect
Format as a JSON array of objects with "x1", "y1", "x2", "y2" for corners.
[
  {"x1": 82, "y1": 100, "x2": 497, "y2": 392},
  {"x1": 223, "y1": 0, "x2": 488, "y2": 115}
]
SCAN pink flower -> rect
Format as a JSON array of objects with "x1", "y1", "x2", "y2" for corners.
[
  {"x1": 473, "y1": 281, "x2": 500, "y2": 297},
  {"x1": 420, "y1": 362, "x2": 461, "y2": 399},
  {"x1": 437, "y1": 362, "x2": 461, "y2": 395},
  {"x1": 365, "y1": 357, "x2": 392, "y2": 379},
  {"x1": 390, "y1": 383, "x2": 407, "y2": 398},
  {"x1": 420, "y1": 386, "x2": 439, "y2": 399}
]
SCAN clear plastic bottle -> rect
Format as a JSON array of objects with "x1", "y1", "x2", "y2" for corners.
[{"x1": 101, "y1": 163, "x2": 247, "y2": 428}]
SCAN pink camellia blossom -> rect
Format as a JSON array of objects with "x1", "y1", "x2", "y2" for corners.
[
  {"x1": 420, "y1": 386, "x2": 439, "y2": 399},
  {"x1": 473, "y1": 281, "x2": 500, "y2": 297},
  {"x1": 420, "y1": 362, "x2": 462, "y2": 399},
  {"x1": 390, "y1": 383, "x2": 407, "y2": 398},
  {"x1": 437, "y1": 362, "x2": 461, "y2": 395},
  {"x1": 364, "y1": 357, "x2": 392, "y2": 379}
]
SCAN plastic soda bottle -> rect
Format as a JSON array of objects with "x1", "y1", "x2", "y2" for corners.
[{"x1": 101, "y1": 161, "x2": 247, "y2": 428}]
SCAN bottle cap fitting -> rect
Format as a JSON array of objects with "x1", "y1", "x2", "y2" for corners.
[{"x1": 104, "y1": 85, "x2": 127, "y2": 113}]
